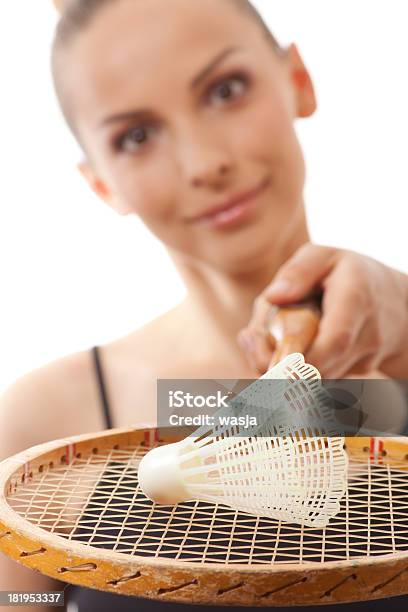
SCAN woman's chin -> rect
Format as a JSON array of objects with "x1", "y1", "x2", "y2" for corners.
[
  {"x1": 169, "y1": 195, "x2": 304, "y2": 274},
  {"x1": 202, "y1": 232, "x2": 282, "y2": 275}
]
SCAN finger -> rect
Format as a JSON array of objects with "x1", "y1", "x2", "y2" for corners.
[
  {"x1": 239, "y1": 295, "x2": 276, "y2": 372},
  {"x1": 306, "y1": 284, "x2": 369, "y2": 377},
  {"x1": 345, "y1": 353, "x2": 378, "y2": 376},
  {"x1": 239, "y1": 296, "x2": 277, "y2": 374},
  {"x1": 237, "y1": 331, "x2": 259, "y2": 372},
  {"x1": 324, "y1": 317, "x2": 381, "y2": 377},
  {"x1": 266, "y1": 244, "x2": 339, "y2": 304},
  {"x1": 320, "y1": 349, "x2": 368, "y2": 379},
  {"x1": 238, "y1": 328, "x2": 275, "y2": 374}
]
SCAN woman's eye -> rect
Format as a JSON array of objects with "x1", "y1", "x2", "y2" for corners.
[
  {"x1": 117, "y1": 125, "x2": 156, "y2": 153},
  {"x1": 208, "y1": 75, "x2": 248, "y2": 106}
]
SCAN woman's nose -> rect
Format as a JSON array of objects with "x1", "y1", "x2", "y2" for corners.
[
  {"x1": 177, "y1": 127, "x2": 235, "y2": 189},
  {"x1": 191, "y1": 159, "x2": 231, "y2": 189}
]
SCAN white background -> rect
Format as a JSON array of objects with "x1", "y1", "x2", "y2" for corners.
[{"x1": 0, "y1": 1, "x2": 407, "y2": 392}]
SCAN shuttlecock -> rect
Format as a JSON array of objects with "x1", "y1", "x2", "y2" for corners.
[{"x1": 138, "y1": 354, "x2": 348, "y2": 527}]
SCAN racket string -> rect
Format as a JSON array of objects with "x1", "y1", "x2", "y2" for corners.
[{"x1": 6, "y1": 444, "x2": 408, "y2": 565}]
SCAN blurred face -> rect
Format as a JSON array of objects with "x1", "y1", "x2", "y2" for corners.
[{"x1": 64, "y1": 0, "x2": 315, "y2": 273}]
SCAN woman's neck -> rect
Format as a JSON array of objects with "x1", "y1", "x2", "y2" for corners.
[{"x1": 169, "y1": 205, "x2": 311, "y2": 357}]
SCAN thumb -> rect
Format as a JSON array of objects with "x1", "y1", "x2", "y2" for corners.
[{"x1": 266, "y1": 244, "x2": 339, "y2": 303}]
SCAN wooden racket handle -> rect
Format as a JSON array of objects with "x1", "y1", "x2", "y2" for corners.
[{"x1": 268, "y1": 299, "x2": 321, "y2": 366}]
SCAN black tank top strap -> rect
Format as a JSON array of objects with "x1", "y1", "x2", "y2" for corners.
[{"x1": 91, "y1": 346, "x2": 113, "y2": 430}]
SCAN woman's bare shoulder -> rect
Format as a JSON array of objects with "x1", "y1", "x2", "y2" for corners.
[
  {"x1": 96, "y1": 308, "x2": 189, "y2": 424},
  {"x1": 0, "y1": 307, "x2": 187, "y2": 459},
  {"x1": 0, "y1": 350, "x2": 105, "y2": 460}
]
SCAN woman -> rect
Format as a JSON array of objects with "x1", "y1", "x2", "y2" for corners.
[{"x1": 0, "y1": 1, "x2": 407, "y2": 610}]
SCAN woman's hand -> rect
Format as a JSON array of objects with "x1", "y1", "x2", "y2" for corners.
[{"x1": 238, "y1": 244, "x2": 408, "y2": 378}]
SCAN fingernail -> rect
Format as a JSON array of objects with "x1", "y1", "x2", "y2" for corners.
[{"x1": 267, "y1": 279, "x2": 293, "y2": 297}]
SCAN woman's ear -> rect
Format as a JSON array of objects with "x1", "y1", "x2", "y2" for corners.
[
  {"x1": 286, "y1": 44, "x2": 317, "y2": 118},
  {"x1": 77, "y1": 161, "x2": 131, "y2": 215}
]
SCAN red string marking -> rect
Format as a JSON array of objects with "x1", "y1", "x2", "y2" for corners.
[
  {"x1": 144, "y1": 429, "x2": 160, "y2": 447},
  {"x1": 65, "y1": 443, "x2": 76, "y2": 464},
  {"x1": 370, "y1": 438, "x2": 384, "y2": 465}
]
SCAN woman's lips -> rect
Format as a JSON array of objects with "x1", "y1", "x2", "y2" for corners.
[{"x1": 190, "y1": 177, "x2": 271, "y2": 229}]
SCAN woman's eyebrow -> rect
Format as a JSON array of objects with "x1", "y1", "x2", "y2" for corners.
[
  {"x1": 98, "y1": 46, "x2": 242, "y2": 128},
  {"x1": 100, "y1": 109, "x2": 152, "y2": 128},
  {"x1": 190, "y1": 46, "x2": 243, "y2": 90}
]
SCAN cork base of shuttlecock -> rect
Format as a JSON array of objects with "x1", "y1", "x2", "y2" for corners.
[{"x1": 137, "y1": 441, "x2": 188, "y2": 504}]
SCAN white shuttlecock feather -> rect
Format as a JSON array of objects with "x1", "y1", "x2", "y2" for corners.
[{"x1": 138, "y1": 353, "x2": 348, "y2": 528}]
